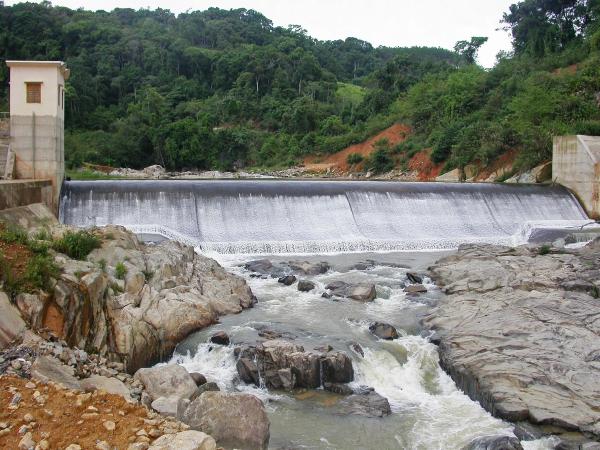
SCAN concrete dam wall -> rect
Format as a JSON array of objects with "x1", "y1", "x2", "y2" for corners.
[{"x1": 59, "y1": 180, "x2": 591, "y2": 253}]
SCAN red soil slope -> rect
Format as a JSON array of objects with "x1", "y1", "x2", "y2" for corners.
[
  {"x1": 407, "y1": 149, "x2": 444, "y2": 181},
  {"x1": 304, "y1": 124, "x2": 410, "y2": 172}
]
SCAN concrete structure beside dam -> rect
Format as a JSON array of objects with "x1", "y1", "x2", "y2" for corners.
[
  {"x1": 0, "y1": 60, "x2": 69, "y2": 214},
  {"x1": 553, "y1": 135, "x2": 600, "y2": 219}
]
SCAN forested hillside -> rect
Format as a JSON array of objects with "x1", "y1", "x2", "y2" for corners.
[
  {"x1": 0, "y1": 2, "x2": 461, "y2": 171},
  {"x1": 1, "y1": 0, "x2": 600, "y2": 175}
]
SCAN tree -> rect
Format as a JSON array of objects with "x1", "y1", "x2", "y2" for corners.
[{"x1": 454, "y1": 37, "x2": 488, "y2": 64}]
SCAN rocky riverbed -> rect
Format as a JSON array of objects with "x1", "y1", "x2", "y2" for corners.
[{"x1": 424, "y1": 241, "x2": 600, "y2": 447}]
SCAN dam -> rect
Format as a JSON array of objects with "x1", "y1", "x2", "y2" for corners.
[{"x1": 60, "y1": 179, "x2": 590, "y2": 253}]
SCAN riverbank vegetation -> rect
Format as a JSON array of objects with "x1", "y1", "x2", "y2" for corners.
[{"x1": 1, "y1": 0, "x2": 600, "y2": 174}]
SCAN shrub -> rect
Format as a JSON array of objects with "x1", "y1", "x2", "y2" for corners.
[
  {"x1": 367, "y1": 148, "x2": 395, "y2": 174},
  {"x1": 538, "y1": 244, "x2": 551, "y2": 255},
  {"x1": 346, "y1": 153, "x2": 364, "y2": 165},
  {"x1": 115, "y1": 262, "x2": 127, "y2": 280},
  {"x1": 97, "y1": 259, "x2": 107, "y2": 272},
  {"x1": 53, "y1": 230, "x2": 101, "y2": 260},
  {"x1": 23, "y1": 254, "x2": 59, "y2": 293},
  {"x1": 142, "y1": 269, "x2": 154, "y2": 282},
  {"x1": 0, "y1": 223, "x2": 29, "y2": 245}
]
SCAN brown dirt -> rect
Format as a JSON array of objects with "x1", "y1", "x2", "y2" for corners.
[
  {"x1": 474, "y1": 149, "x2": 518, "y2": 181},
  {"x1": 0, "y1": 375, "x2": 163, "y2": 449},
  {"x1": 0, "y1": 232, "x2": 33, "y2": 282},
  {"x1": 407, "y1": 149, "x2": 444, "y2": 181},
  {"x1": 553, "y1": 63, "x2": 578, "y2": 76},
  {"x1": 304, "y1": 123, "x2": 411, "y2": 172}
]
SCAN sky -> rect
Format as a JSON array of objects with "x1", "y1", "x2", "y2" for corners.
[{"x1": 8, "y1": 0, "x2": 516, "y2": 68}]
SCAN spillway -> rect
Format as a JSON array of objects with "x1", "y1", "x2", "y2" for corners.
[{"x1": 60, "y1": 180, "x2": 590, "y2": 253}]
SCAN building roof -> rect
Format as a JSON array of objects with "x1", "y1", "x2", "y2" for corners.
[{"x1": 5, "y1": 60, "x2": 70, "y2": 80}]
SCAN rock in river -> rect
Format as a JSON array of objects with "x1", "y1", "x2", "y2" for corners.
[
  {"x1": 209, "y1": 331, "x2": 230, "y2": 346},
  {"x1": 297, "y1": 280, "x2": 316, "y2": 292},
  {"x1": 325, "y1": 281, "x2": 377, "y2": 302},
  {"x1": 278, "y1": 275, "x2": 297, "y2": 286},
  {"x1": 338, "y1": 391, "x2": 391, "y2": 418},
  {"x1": 369, "y1": 322, "x2": 399, "y2": 340},
  {"x1": 424, "y1": 243, "x2": 600, "y2": 438},
  {"x1": 462, "y1": 435, "x2": 523, "y2": 450}
]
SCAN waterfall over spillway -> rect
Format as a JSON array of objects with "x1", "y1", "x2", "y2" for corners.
[{"x1": 60, "y1": 180, "x2": 590, "y2": 253}]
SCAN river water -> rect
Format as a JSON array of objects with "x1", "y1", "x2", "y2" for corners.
[{"x1": 169, "y1": 251, "x2": 558, "y2": 450}]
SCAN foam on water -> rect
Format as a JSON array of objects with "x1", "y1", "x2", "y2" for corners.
[{"x1": 60, "y1": 180, "x2": 590, "y2": 254}]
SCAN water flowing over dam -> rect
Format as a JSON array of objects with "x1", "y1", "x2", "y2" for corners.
[{"x1": 60, "y1": 180, "x2": 589, "y2": 253}]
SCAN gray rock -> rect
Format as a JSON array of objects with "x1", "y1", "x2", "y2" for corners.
[
  {"x1": 196, "y1": 382, "x2": 220, "y2": 395},
  {"x1": 189, "y1": 373, "x2": 207, "y2": 386},
  {"x1": 462, "y1": 435, "x2": 523, "y2": 450},
  {"x1": 369, "y1": 322, "x2": 399, "y2": 340},
  {"x1": 151, "y1": 396, "x2": 180, "y2": 417},
  {"x1": 182, "y1": 392, "x2": 270, "y2": 450},
  {"x1": 323, "y1": 382, "x2": 354, "y2": 395},
  {"x1": 424, "y1": 244, "x2": 600, "y2": 438},
  {"x1": 287, "y1": 261, "x2": 329, "y2": 275},
  {"x1": 244, "y1": 259, "x2": 273, "y2": 274},
  {"x1": 297, "y1": 280, "x2": 316, "y2": 292},
  {"x1": 134, "y1": 364, "x2": 198, "y2": 402},
  {"x1": 0, "y1": 292, "x2": 26, "y2": 350},
  {"x1": 236, "y1": 340, "x2": 353, "y2": 390},
  {"x1": 148, "y1": 430, "x2": 216, "y2": 450},
  {"x1": 278, "y1": 275, "x2": 297, "y2": 286},
  {"x1": 337, "y1": 391, "x2": 391, "y2": 417},
  {"x1": 31, "y1": 356, "x2": 81, "y2": 390},
  {"x1": 209, "y1": 331, "x2": 230, "y2": 346},
  {"x1": 325, "y1": 281, "x2": 377, "y2": 302},
  {"x1": 406, "y1": 272, "x2": 423, "y2": 284},
  {"x1": 80, "y1": 375, "x2": 131, "y2": 401},
  {"x1": 405, "y1": 284, "x2": 427, "y2": 294}
]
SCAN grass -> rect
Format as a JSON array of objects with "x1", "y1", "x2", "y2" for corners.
[
  {"x1": 53, "y1": 230, "x2": 101, "y2": 260},
  {"x1": 115, "y1": 262, "x2": 127, "y2": 280},
  {"x1": 538, "y1": 244, "x2": 551, "y2": 255}
]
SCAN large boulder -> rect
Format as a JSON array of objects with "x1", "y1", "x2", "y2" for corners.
[
  {"x1": 149, "y1": 430, "x2": 216, "y2": 450},
  {"x1": 287, "y1": 261, "x2": 329, "y2": 275},
  {"x1": 338, "y1": 391, "x2": 391, "y2": 418},
  {"x1": 235, "y1": 340, "x2": 353, "y2": 390},
  {"x1": 182, "y1": 392, "x2": 270, "y2": 450},
  {"x1": 325, "y1": 281, "x2": 377, "y2": 301},
  {"x1": 297, "y1": 280, "x2": 316, "y2": 292},
  {"x1": 462, "y1": 435, "x2": 523, "y2": 450},
  {"x1": 0, "y1": 292, "x2": 26, "y2": 349},
  {"x1": 134, "y1": 364, "x2": 198, "y2": 402},
  {"x1": 31, "y1": 356, "x2": 81, "y2": 390}
]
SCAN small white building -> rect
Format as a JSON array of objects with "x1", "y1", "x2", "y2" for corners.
[{"x1": 6, "y1": 60, "x2": 70, "y2": 211}]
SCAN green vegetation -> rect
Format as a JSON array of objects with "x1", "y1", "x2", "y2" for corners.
[
  {"x1": 115, "y1": 262, "x2": 127, "y2": 280},
  {"x1": 2, "y1": 1, "x2": 600, "y2": 173},
  {"x1": 66, "y1": 169, "x2": 123, "y2": 181},
  {"x1": 0, "y1": 223, "x2": 60, "y2": 298},
  {"x1": 539, "y1": 244, "x2": 551, "y2": 255},
  {"x1": 53, "y1": 230, "x2": 101, "y2": 260},
  {"x1": 0, "y1": 3, "x2": 460, "y2": 170},
  {"x1": 346, "y1": 153, "x2": 364, "y2": 165}
]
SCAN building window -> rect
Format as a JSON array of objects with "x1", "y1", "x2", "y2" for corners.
[{"x1": 26, "y1": 82, "x2": 42, "y2": 103}]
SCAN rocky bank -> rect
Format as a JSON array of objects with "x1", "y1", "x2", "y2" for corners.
[{"x1": 424, "y1": 241, "x2": 600, "y2": 445}]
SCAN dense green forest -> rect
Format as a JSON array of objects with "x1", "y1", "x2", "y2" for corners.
[{"x1": 1, "y1": 0, "x2": 600, "y2": 173}]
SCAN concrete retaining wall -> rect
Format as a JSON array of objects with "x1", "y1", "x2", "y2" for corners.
[
  {"x1": 10, "y1": 114, "x2": 64, "y2": 212},
  {"x1": 553, "y1": 135, "x2": 600, "y2": 219},
  {"x1": 0, "y1": 179, "x2": 53, "y2": 211}
]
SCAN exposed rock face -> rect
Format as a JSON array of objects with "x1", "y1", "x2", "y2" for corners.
[
  {"x1": 337, "y1": 391, "x2": 392, "y2": 417},
  {"x1": 325, "y1": 281, "x2": 376, "y2": 301},
  {"x1": 80, "y1": 375, "x2": 131, "y2": 401},
  {"x1": 134, "y1": 364, "x2": 198, "y2": 402},
  {"x1": 462, "y1": 435, "x2": 524, "y2": 450},
  {"x1": 9, "y1": 225, "x2": 255, "y2": 373},
  {"x1": 182, "y1": 392, "x2": 270, "y2": 450},
  {"x1": 235, "y1": 340, "x2": 353, "y2": 390},
  {"x1": 424, "y1": 243, "x2": 600, "y2": 438}
]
